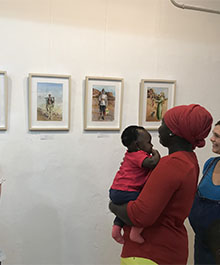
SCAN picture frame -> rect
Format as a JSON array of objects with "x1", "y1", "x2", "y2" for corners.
[
  {"x1": 139, "y1": 79, "x2": 176, "y2": 130},
  {"x1": 0, "y1": 71, "x2": 8, "y2": 130},
  {"x1": 29, "y1": 73, "x2": 71, "y2": 131},
  {"x1": 84, "y1": 76, "x2": 124, "y2": 131}
]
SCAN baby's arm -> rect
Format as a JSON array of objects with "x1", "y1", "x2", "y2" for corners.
[{"x1": 142, "y1": 149, "x2": 160, "y2": 169}]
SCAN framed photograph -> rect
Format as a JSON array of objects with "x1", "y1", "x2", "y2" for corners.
[
  {"x1": 29, "y1": 73, "x2": 71, "y2": 131},
  {"x1": 84, "y1": 76, "x2": 123, "y2": 131},
  {"x1": 0, "y1": 71, "x2": 8, "y2": 130},
  {"x1": 139, "y1": 79, "x2": 176, "y2": 130}
]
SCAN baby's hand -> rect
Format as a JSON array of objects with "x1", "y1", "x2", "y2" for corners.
[{"x1": 151, "y1": 149, "x2": 161, "y2": 161}]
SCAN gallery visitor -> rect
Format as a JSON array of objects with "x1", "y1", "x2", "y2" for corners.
[{"x1": 109, "y1": 104, "x2": 213, "y2": 265}]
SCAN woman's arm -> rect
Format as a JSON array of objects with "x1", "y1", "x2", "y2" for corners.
[
  {"x1": 127, "y1": 157, "x2": 186, "y2": 227},
  {"x1": 109, "y1": 157, "x2": 179, "y2": 227},
  {"x1": 109, "y1": 157, "x2": 186, "y2": 228}
]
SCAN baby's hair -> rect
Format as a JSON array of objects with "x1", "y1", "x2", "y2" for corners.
[
  {"x1": 121, "y1": 125, "x2": 145, "y2": 147},
  {"x1": 215, "y1": 121, "x2": 220, "y2": 126}
]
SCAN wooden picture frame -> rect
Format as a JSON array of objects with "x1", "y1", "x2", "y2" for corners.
[
  {"x1": 0, "y1": 71, "x2": 8, "y2": 130},
  {"x1": 29, "y1": 73, "x2": 71, "y2": 131},
  {"x1": 139, "y1": 79, "x2": 176, "y2": 130},
  {"x1": 84, "y1": 76, "x2": 123, "y2": 131}
]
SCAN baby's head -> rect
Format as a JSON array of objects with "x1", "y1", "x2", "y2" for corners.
[{"x1": 121, "y1": 125, "x2": 152, "y2": 153}]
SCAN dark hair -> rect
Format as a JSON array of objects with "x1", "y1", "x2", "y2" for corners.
[
  {"x1": 121, "y1": 125, "x2": 145, "y2": 147},
  {"x1": 215, "y1": 121, "x2": 220, "y2": 126}
]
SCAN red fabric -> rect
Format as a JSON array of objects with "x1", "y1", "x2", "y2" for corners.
[
  {"x1": 163, "y1": 104, "x2": 213, "y2": 149},
  {"x1": 111, "y1": 150, "x2": 151, "y2": 192},
  {"x1": 122, "y1": 151, "x2": 199, "y2": 265}
]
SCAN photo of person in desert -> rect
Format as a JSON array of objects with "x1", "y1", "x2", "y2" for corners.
[
  {"x1": 92, "y1": 85, "x2": 115, "y2": 122},
  {"x1": 146, "y1": 88, "x2": 168, "y2": 122},
  {"x1": 37, "y1": 82, "x2": 63, "y2": 122}
]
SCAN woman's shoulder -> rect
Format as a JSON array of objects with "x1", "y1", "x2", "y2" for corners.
[
  {"x1": 161, "y1": 151, "x2": 196, "y2": 162},
  {"x1": 204, "y1": 157, "x2": 220, "y2": 163},
  {"x1": 203, "y1": 157, "x2": 220, "y2": 171},
  {"x1": 159, "y1": 151, "x2": 198, "y2": 170},
  {"x1": 153, "y1": 152, "x2": 198, "y2": 182}
]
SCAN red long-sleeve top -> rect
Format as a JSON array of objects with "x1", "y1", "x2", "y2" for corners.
[{"x1": 121, "y1": 151, "x2": 199, "y2": 265}]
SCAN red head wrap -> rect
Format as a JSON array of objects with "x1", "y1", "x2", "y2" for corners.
[{"x1": 163, "y1": 104, "x2": 213, "y2": 149}]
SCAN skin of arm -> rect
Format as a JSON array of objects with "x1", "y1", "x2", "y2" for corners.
[{"x1": 142, "y1": 149, "x2": 160, "y2": 169}]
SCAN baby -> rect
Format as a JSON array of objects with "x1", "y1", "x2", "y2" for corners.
[{"x1": 109, "y1": 125, "x2": 160, "y2": 244}]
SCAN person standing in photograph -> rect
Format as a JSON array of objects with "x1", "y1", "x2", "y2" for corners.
[
  {"x1": 45, "y1": 93, "x2": 55, "y2": 120},
  {"x1": 98, "y1": 89, "x2": 108, "y2": 120},
  {"x1": 156, "y1": 92, "x2": 165, "y2": 121}
]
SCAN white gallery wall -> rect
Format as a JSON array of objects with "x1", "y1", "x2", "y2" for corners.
[{"x1": 0, "y1": 0, "x2": 220, "y2": 264}]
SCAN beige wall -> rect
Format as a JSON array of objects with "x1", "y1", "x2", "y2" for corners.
[{"x1": 0, "y1": 0, "x2": 220, "y2": 264}]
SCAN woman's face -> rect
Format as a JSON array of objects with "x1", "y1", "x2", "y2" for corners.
[
  {"x1": 210, "y1": 125, "x2": 220, "y2": 154},
  {"x1": 158, "y1": 120, "x2": 172, "y2": 147}
]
